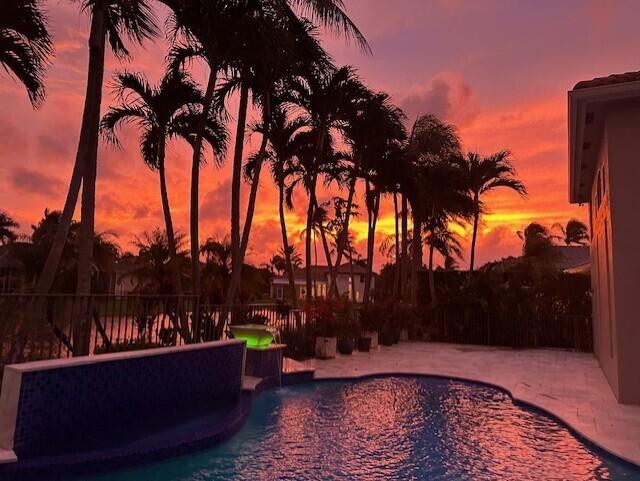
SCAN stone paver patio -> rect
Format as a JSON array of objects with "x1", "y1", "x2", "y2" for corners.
[{"x1": 300, "y1": 342, "x2": 640, "y2": 466}]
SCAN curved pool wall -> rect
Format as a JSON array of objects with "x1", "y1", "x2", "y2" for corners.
[{"x1": 0, "y1": 340, "x2": 247, "y2": 480}]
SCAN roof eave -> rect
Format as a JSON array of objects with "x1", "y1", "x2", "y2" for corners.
[{"x1": 568, "y1": 80, "x2": 640, "y2": 204}]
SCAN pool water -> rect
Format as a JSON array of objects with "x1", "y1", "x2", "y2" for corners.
[{"x1": 84, "y1": 377, "x2": 640, "y2": 481}]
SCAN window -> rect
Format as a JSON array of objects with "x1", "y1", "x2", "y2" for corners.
[{"x1": 276, "y1": 286, "x2": 284, "y2": 300}]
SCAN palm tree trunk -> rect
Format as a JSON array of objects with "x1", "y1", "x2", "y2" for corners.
[
  {"x1": 158, "y1": 137, "x2": 182, "y2": 295},
  {"x1": 229, "y1": 80, "x2": 250, "y2": 302},
  {"x1": 401, "y1": 194, "x2": 409, "y2": 300},
  {"x1": 392, "y1": 191, "x2": 400, "y2": 300},
  {"x1": 329, "y1": 166, "x2": 357, "y2": 298},
  {"x1": 347, "y1": 237, "x2": 356, "y2": 302},
  {"x1": 363, "y1": 185, "x2": 380, "y2": 306},
  {"x1": 469, "y1": 194, "x2": 480, "y2": 275},
  {"x1": 72, "y1": 7, "x2": 107, "y2": 356},
  {"x1": 190, "y1": 70, "x2": 217, "y2": 297},
  {"x1": 428, "y1": 240, "x2": 437, "y2": 307},
  {"x1": 411, "y1": 206, "x2": 422, "y2": 305},
  {"x1": 305, "y1": 129, "x2": 325, "y2": 303},
  {"x1": 278, "y1": 178, "x2": 298, "y2": 310}
]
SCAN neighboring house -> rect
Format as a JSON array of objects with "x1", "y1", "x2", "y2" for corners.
[
  {"x1": 270, "y1": 264, "x2": 374, "y2": 303},
  {"x1": 105, "y1": 258, "x2": 144, "y2": 295},
  {"x1": 480, "y1": 245, "x2": 590, "y2": 274},
  {"x1": 0, "y1": 245, "x2": 23, "y2": 294},
  {"x1": 568, "y1": 71, "x2": 640, "y2": 404}
]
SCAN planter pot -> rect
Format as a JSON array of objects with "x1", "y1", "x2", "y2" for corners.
[
  {"x1": 315, "y1": 336, "x2": 337, "y2": 359},
  {"x1": 361, "y1": 330, "x2": 378, "y2": 349},
  {"x1": 399, "y1": 328, "x2": 409, "y2": 342},
  {"x1": 379, "y1": 330, "x2": 394, "y2": 346},
  {"x1": 357, "y1": 336, "x2": 372, "y2": 352},
  {"x1": 337, "y1": 337, "x2": 355, "y2": 355}
]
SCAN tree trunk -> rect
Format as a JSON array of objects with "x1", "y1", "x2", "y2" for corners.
[
  {"x1": 363, "y1": 183, "x2": 380, "y2": 306},
  {"x1": 469, "y1": 193, "x2": 480, "y2": 275},
  {"x1": 305, "y1": 129, "x2": 325, "y2": 303},
  {"x1": 158, "y1": 138, "x2": 182, "y2": 293},
  {"x1": 401, "y1": 194, "x2": 409, "y2": 301},
  {"x1": 329, "y1": 166, "x2": 357, "y2": 298},
  {"x1": 347, "y1": 236, "x2": 356, "y2": 302},
  {"x1": 278, "y1": 176, "x2": 298, "y2": 310},
  {"x1": 190, "y1": 70, "x2": 217, "y2": 296},
  {"x1": 428, "y1": 240, "x2": 437, "y2": 307},
  {"x1": 229, "y1": 80, "x2": 250, "y2": 301},
  {"x1": 72, "y1": 8, "x2": 107, "y2": 356},
  {"x1": 225, "y1": 93, "x2": 270, "y2": 306},
  {"x1": 411, "y1": 206, "x2": 422, "y2": 306},
  {"x1": 392, "y1": 191, "x2": 400, "y2": 300}
]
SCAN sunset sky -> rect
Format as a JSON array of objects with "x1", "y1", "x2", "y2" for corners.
[{"x1": 1, "y1": 0, "x2": 638, "y2": 269}]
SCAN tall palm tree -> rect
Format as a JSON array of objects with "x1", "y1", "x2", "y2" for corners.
[
  {"x1": 255, "y1": 106, "x2": 308, "y2": 308},
  {"x1": 341, "y1": 91, "x2": 406, "y2": 303},
  {"x1": 223, "y1": 13, "x2": 331, "y2": 307},
  {"x1": 554, "y1": 219, "x2": 589, "y2": 246},
  {"x1": 100, "y1": 69, "x2": 227, "y2": 296},
  {"x1": 518, "y1": 222, "x2": 556, "y2": 258},
  {"x1": 402, "y1": 114, "x2": 461, "y2": 305},
  {"x1": 165, "y1": 0, "x2": 368, "y2": 299},
  {"x1": 286, "y1": 65, "x2": 367, "y2": 301},
  {"x1": 0, "y1": 0, "x2": 53, "y2": 108},
  {"x1": 459, "y1": 151, "x2": 526, "y2": 273},
  {"x1": 35, "y1": 0, "x2": 158, "y2": 305},
  {"x1": 0, "y1": 211, "x2": 19, "y2": 245}
]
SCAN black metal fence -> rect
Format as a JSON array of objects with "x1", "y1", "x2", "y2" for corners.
[
  {"x1": 0, "y1": 294, "x2": 593, "y2": 376},
  {"x1": 0, "y1": 294, "x2": 307, "y2": 372}
]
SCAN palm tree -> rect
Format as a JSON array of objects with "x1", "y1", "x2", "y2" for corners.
[
  {"x1": 402, "y1": 114, "x2": 462, "y2": 305},
  {"x1": 257, "y1": 106, "x2": 308, "y2": 308},
  {"x1": 0, "y1": 211, "x2": 19, "y2": 245},
  {"x1": 0, "y1": 0, "x2": 53, "y2": 107},
  {"x1": 101, "y1": 69, "x2": 227, "y2": 295},
  {"x1": 166, "y1": 0, "x2": 368, "y2": 299},
  {"x1": 35, "y1": 0, "x2": 158, "y2": 306},
  {"x1": 286, "y1": 65, "x2": 368, "y2": 301},
  {"x1": 459, "y1": 151, "x2": 526, "y2": 273},
  {"x1": 518, "y1": 222, "x2": 556, "y2": 258},
  {"x1": 554, "y1": 219, "x2": 589, "y2": 245}
]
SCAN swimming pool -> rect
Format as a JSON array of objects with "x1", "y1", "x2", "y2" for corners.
[{"x1": 81, "y1": 376, "x2": 639, "y2": 481}]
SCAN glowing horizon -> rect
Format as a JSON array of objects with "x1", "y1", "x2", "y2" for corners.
[{"x1": 4, "y1": 0, "x2": 634, "y2": 270}]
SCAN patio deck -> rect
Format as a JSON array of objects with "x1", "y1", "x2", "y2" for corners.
[{"x1": 301, "y1": 342, "x2": 640, "y2": 466}]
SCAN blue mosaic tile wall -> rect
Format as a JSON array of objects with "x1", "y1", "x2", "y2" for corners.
[{"x1": 12, "y1": 342, "x2": 244, "y2": 459}]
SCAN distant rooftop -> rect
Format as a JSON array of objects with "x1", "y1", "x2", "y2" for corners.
[{"x1": 573, "y1": 70, "x2": 640, "y2": 90}]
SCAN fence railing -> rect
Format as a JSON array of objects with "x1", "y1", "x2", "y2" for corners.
[
  {"x1": 0, "y1": 294, "x2": 307, "y2": 371},
  {"x1": 0, "y1": 294, "x2": 592, "y2": 376}
]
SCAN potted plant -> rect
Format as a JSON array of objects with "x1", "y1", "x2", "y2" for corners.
[
  {"x1": 359, "y1": 304, "x2": 380, "y2": 349},
  {"x1": 357, "y1": 335, "x2": 372, "y2": 352},
  {"x1": 336, "y1": 302, "x2": 357, "y2": 355},
  {"x1": 312, "y1": 300, "x2": 338, "y2": 359}
]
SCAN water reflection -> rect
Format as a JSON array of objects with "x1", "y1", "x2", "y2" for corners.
[{"x1": 85, "y1": 377, "x2": 640, "y2": 481}]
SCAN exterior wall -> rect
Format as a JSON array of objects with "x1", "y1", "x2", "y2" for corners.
[
  {"x1": 603, "y1": 100, "x2": 640, "y2": 403},
  {"x1": 590, "y1": 128, "x2": 618, "y2": 397}
]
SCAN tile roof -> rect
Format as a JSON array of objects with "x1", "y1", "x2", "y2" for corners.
[{"x1": 573, "y1": 70, "x2": 640, "y2": 90}]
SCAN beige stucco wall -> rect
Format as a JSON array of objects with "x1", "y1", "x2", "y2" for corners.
[{"x1": 592, "y1": 100, "x2": 640, "y2": 404}]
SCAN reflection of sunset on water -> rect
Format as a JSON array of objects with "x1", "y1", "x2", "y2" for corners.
[{"x1": 100, "y1": 377, "x2": 638, "y2": 480}]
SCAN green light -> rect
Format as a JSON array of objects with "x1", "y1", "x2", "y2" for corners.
[{"x1": 229, "y1": 324, "x2": 275, "y2": 348}]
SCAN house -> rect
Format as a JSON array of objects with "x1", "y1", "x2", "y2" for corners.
[
  {"x1": 0, "y1": 245, "x2": 23, "y2": 294},
  {"x1": 568, "y1": 71, "x2": 640, "y2": 404},
  {"x1": 269, "y1": 264, "x2": 374, "y2": 303}
]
